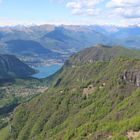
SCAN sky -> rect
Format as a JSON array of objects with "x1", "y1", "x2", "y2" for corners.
[{"x1": 0, "y1": 0, "x2": 140, "y2": 26}]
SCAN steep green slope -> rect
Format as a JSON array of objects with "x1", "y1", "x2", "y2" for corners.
[
  {"x1": 0, "y1": 54, "x2": 35, "y2": 81},
  {"x1": 0, "y1": 54, "x2": 41, "y2": 133},
  {"x1": 46, "y1": 45, "x2": 140, "y2": 86},
  {"x1": 6, "y1": 46, "x2": 140, "y2": 140},
  {"x1": 0, "y1": 78, "x2": 48, "y2": 137}
]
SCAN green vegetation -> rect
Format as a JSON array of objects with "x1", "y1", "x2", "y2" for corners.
[
  {"x1": 5, "y1": 58, "x2": 140, "y2": 140},
  {"x1": 0, "y1": 127, "x2": 9, "y2": 140},
  {"x1": 0, "y1": 78, "x2": 47, "y2": 132},
  {"x1": 2, "y1": 45, "x2": 140, "y2": 140}
]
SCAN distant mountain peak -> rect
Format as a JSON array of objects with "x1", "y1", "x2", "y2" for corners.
[
  {"x1": 67, "y1": 45, "x2": 140, "y2": 65},
  {"x1": 96, "y1": 44, "x2": 112, "y2": 48}
]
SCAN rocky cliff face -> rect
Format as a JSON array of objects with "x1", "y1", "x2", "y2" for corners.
[{"x1": 122, "y1": 68, "x2": 140, "y2": 87}]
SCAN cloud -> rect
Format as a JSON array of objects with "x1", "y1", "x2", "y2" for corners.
[
  {"x1": 52, "y1": 0, "x2": 140, "y2": 25},
  {"x1": 106, "y1": 0, "x2": 140, "y2": 19},
  {"x1": 114, "y1": 7, "x2": 140, "y2": 18},
  {"x1": 66, "y1": 0, "x2": 102, "y2": 16},
  {"x1": 66, "y1": 1, "x2": 82, "y2": 9},
  {"x1": 65, "y1": 0, "x2": 140, "y2": 20},
  {"x1": 106, "y1": 0, "x2": 140, "y2": 8}
]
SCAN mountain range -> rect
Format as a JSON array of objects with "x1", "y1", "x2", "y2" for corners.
[{"x1": 0, "y1": 25, "x2": 140, "y2": 66}]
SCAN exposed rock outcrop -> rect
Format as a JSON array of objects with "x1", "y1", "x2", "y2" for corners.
[
  {"x1": 122, "y1": 69, "x2": 140, "y2": 87},
  {"x1": 83, "y1": 85, "x2": 96, "y2": 97},
  {"x1": 127, "y1": 131, "x2": 140, "y2": 140}
]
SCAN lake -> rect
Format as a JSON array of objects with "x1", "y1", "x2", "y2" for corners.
[{"x1": 32, "y1": 64, "x2": 62, "y2": 79}]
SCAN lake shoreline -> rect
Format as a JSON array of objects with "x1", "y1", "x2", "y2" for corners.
[{"x1": 32, "y1": 64, "x2": 62, "y2": 79}]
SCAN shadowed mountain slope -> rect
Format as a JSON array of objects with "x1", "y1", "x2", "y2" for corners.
[{"x1": 0, "y1": 54, "x2": 35, "y2": 80}]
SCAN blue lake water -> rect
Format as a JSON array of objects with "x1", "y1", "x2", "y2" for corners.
[{"x1": 32, "y1": 64, "x2": 62, "y2": 79}]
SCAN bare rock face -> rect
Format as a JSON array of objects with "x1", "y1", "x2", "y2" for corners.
[
  {"x1": 83, "y1": 85, "x2": 97, "y2": 98},
  {"x1": 122, "y1": 69, "x2": 140, "y2": 87}
]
